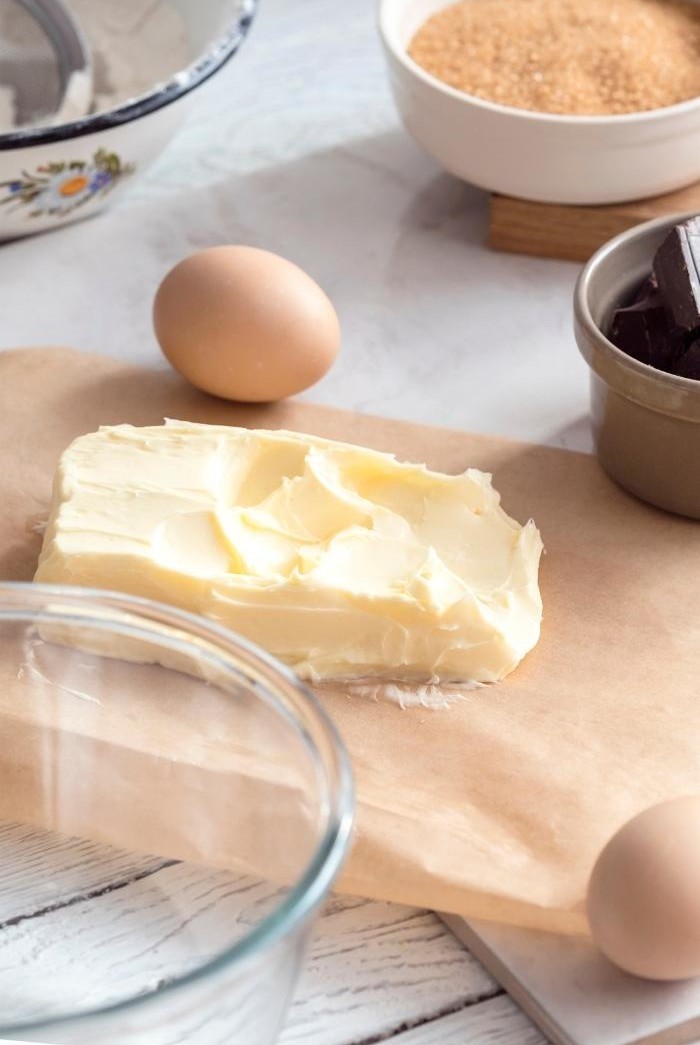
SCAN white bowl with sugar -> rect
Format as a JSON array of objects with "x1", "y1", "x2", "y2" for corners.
[{"x1": 379, "y1": 0, "x2": 700, "y2": 205}]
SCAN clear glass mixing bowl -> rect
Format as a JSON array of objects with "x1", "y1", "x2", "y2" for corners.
[{"x1": 0, "y1": 582, "x2": 354, "y2": 1044}]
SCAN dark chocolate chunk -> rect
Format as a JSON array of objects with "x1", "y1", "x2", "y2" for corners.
[
  {"x1": 609, "y1": 290, "x2": 684, "y2": 372},
  {"x1": 652, "y1": 217, "x2": 700, "y2": 332},
  {"x1": 671, "y1": 339, "x2": 700, "y2": 380},
  {"x1": 629, "y1": 273, "x2": 658, "y2": 305},
  {"x1": 608, "y1": 246, "x2": 700, "y2": 380}
]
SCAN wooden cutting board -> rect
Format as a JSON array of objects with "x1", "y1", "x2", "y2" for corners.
[{"x1": 1, "y1": 346, "x2": 699, "y2": 941}]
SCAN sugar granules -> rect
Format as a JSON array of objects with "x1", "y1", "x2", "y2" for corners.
[{"x1": 408, "y1": 0, "x2": 700, "y2": 115}]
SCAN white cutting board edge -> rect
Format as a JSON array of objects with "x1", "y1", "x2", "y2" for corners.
[{"x1": 443, "y1": 916, "x2": 700, "y2": 1045}]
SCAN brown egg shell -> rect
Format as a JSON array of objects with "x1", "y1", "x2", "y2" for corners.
[
  {"x1": 587, "y1": 796, "x2": 700, "y2": 981},
  {"x1": 153, "y1": 245, "x2": 340, "y2": 402}
]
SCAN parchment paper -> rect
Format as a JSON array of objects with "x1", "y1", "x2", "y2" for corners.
[{"x1": 1, "y1": 347, "x2": 698, "y2": 935}]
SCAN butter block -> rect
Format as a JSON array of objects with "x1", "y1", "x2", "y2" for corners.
[{"x1": 35, "y1": 421, "x2": 543, "y2": 684}]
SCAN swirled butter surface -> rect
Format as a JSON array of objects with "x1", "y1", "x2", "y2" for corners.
[{"x1": 35, "y1": 421, "x2": 543, "y2": 684}]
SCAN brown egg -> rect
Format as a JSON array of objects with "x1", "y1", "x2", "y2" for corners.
[
  {"x1": 153, "y1": 246, "x2": 340, "y2": 402},
  {"x1": 587, "y1": 797, "x2": 700, "y2": 980}
]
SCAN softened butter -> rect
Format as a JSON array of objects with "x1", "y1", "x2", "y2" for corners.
[{"x1": 35, "y1": 421, "x2": 543, "y2": 684}]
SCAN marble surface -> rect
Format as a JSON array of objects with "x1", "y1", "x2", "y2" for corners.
[{"x1": 0, "y1": 0, "x2": 591, "y2": 454}]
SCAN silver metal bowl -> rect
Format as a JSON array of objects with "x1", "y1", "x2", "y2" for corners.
[{"x1": 574, "y1": 213, "x2": 700, "y2": 519}]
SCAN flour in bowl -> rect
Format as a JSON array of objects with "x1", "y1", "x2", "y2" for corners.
[{"x1": 0, "y1": 0, "x2": 190, "y2": 131}]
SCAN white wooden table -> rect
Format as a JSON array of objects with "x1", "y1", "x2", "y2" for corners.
[
  {"x1": 283, "y1": 900, "x2": 547, "y2": 1044},
  {"x1": 0, "y1": 824, "x2": 546, "y2": 1044},
  {"x1": 0, "y1": 0, "x2": 590, "y2": 1040}
]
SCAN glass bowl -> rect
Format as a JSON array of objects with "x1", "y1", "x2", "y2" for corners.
[{"x1": 0, "y1": 582, "x2": 354, "y2": 1044}]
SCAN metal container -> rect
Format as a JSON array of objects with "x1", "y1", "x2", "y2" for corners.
[{"x1": 574, "y1": 213, "x2": 700, "y2": 519}]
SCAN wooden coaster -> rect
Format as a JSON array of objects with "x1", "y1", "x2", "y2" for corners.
[{"x1": 489, "y1": 182, "x2": 700, "y2": 263}]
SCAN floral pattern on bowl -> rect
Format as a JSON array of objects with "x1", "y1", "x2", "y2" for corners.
[{"x1": 0, "y1": 149, "x2": 135, "y2": 219}]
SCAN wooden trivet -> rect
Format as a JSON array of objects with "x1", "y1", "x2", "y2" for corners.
[{"x1": 489, "y1": 181, "x2": 700, "y2": 263}]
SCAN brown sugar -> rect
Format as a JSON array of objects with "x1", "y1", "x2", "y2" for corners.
[{"x1": 407, "y1": 0, "x2": 700, "y2": 115}]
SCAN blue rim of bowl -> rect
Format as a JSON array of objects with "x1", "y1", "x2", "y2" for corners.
[
  {"x1": 0, "y1": 0, "x2": 258, "y2": 151},
  {"x1": 0, "y1": 581, "x2": 355, "y2": 1037}
]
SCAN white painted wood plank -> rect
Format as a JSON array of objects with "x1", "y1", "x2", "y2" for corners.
[
  {"x1": 380, "y1": 995, "x2": 548, "y2": 1044},
  {"x1": 282, "y1": 897, "x2": 497, "y2": 1045},
  {"x1": 0, "y1": 860, "x2": 279, "y2": 1024},
  {"x1": 0, "y1": 823, "x2": 499, "y2": 1043},
  {"x1": 0, "y1": 822, "x2": 164, "y2": 918}
]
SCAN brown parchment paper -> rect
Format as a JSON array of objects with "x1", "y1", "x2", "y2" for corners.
[
  {"x1": 0, "y1": 630, "x2": 323, "y2": 885},
  {"x1": 1, "y1": 347, "x2": 699, "y2": 936}
]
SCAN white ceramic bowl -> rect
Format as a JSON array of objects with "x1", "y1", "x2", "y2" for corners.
[
  {"x1": 0, "y1": 0, "x2": 257, "y2": 240},
  {"x1": 379, "y1": 0, "x2": 700, "y2": 205}
]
